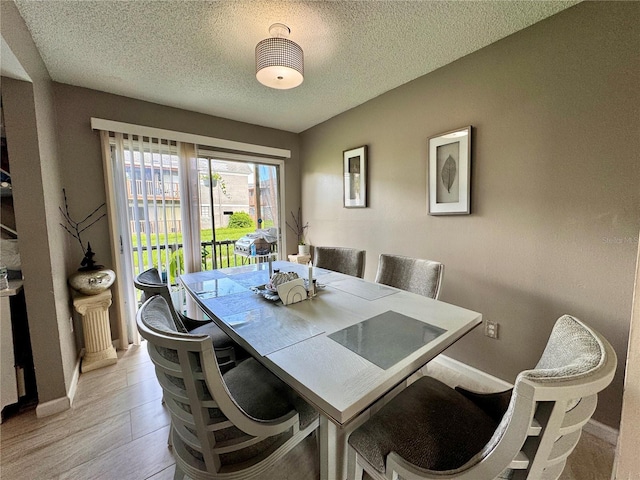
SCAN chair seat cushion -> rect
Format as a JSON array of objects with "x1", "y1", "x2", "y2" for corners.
[
  {"x1": 348, "y1": 376, "x2": 499, "y2": 474},
  {"x1": 190, "y1": 321, "x2": 236, "y2": 349},
  {"x1": 223, "y1": 357, "x2": 317, "y2": 429}
]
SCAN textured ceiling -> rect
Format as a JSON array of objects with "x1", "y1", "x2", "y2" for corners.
[{"x1": 9, "y1": 0, "x2": 579, "y2": 133}]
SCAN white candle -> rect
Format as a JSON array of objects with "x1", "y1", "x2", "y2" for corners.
[{"x1": 308, "y1": 261, "x2": 313, "y2": 297}]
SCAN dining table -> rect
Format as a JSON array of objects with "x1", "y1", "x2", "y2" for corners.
[{"x1": 180, "y1": 260, "x2": 482, "y2": 480}]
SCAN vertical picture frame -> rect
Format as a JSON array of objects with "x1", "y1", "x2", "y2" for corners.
[
  {"x1": 343, "y1": 145, "x2": 367, "y2": 208},
  {"x1": 428, "y1": 126, "x2": 471, "y2": 215}
]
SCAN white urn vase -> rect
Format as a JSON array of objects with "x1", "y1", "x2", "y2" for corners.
[
  {"x1": 69, "y1": 268, "x2": 116, "y2": 296},
  {"x1": 298, "y1": 244, "x2": 310, "y2": 256}
]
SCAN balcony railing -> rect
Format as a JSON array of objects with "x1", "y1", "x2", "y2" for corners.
[
  {"x1": 127, "y1": 180, "x2": 180, "y2": 200},
  {"x1": 130, "y1": 219, "x2": 182, "y2": 235},
  {"x1": 132, "y1": 239, "x2": 278, "y2": 283}
]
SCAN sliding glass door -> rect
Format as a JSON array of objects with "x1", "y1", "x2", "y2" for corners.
[
  {"x1": 95, "y1": 120, "x2": 290, "y2": 347},
  {"x1": 104, "y1": 134, "x2": 284, "y2": 342},
  {"x1": 109, "y1": 139, "x2": 283, "y2": 280},
  {"x1": 196, "y1": 155, "x2": 281, "y2": 270}
]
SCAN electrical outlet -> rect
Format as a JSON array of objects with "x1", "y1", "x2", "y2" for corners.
[
  {"x1": 69, "y1": 315, "x2": 74, "y2": 332},
  {"x1": 485, "y1": 320, "x2": 499, "y2": 339}
]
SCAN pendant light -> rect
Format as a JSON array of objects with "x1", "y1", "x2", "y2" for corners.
[{"x1": 255, "y1": 23, "x2": 304, "y2": 90}]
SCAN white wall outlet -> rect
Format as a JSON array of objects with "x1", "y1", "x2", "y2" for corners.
[{"x1": 485, "y1": 320, "x2": 499, "y2": 339}]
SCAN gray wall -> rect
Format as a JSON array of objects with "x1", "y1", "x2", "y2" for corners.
[
  {"x1": 299, "y1": 1, "x2": 640, "y2": 428},
  {"x1": 3, "y1": 0, "x2": 301, "y2": 406},
  {"x1": 3, "y1": 0, "x2": 637, "y2": 429},
  {"x1": 52, "y1": 82, "x2": 302, "y2": 263},
  {"x1": 1, "y1": 0, "x2": 77, "y2": 404},
  {"x1": 52, "y1": 84, "x2": 302, "y2": 333}
]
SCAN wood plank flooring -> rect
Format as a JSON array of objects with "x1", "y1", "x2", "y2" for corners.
[{"x1": 0, "y1": 342, "x2": 614, "y2": 479}]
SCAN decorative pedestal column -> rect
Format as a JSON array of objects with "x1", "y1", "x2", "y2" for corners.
[
  {"x1": 288, "y1": 253, "x2": 311, "y2": 265},
  {"x1": 73, "y1": 289, "x2": 118, "y2": 372}
]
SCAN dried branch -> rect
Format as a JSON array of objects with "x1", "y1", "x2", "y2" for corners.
[
  {"x1": 59, "y1": 188, "x2": 106, "y2": 255},
  {"x1": 285, "y1": 207, "x2": 309, "y2": 245},
  {"x1": 78, "y1": 213, "x2": 107, "y2": 235},
  {"x1": 78, "y1": 203, "x2": 107, "y2": 226}
]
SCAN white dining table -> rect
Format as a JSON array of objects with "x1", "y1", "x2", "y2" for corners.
[{"x1": 180, "y1": 261, "x2": 482, "y2": 480}]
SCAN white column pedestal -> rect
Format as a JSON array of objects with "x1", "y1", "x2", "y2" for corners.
[{"x1": 73, "y1": 289, "x2": 118, "y2": 373}]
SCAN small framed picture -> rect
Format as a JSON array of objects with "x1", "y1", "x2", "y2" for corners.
[
  {"x1": 343, "y1": 145, "x2": 367, "y2": 208},
  {"x1": 428, "y1": 126, "x2": 471, "y2": 215}
]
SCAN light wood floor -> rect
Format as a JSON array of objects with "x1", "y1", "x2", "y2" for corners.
[{"x1": 0, "y1": 343, "x2": 615, "y2": 479}]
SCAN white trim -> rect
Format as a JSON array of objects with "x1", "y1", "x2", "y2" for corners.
[
  {"x1": 429, "y1": 355, "x2": 619, "y2": 445},
  {"x1": 66, "y1": 354, "x2": 81, "y2": 406},
  {"x1": 36, "y1": 353, "x2": 81, "y2": 418},
  {"x1": 36, "y1": 396, "x2": 71, "y2": 417},
  {"x1": 584, "y1": 419, "x2": 619, "y2": 446},
  {"x1": 91, "y1": 118, "x2": 291, "y2": 159},
  {"x1": 198, "y1": 149, "x2": 286, "y2": 165}
]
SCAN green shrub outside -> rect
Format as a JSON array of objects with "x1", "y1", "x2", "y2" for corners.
[{"x1": 227, "y1": 211, "x2": 255, "y2": 229}]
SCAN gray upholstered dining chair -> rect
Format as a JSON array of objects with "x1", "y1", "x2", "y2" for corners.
[
  {"x1": 137, "y1": 295, "x2": 319, "y2": 480},
  {"x1": 134, "y1": 267, "x2": 242, "y2": 369},
  {"x1": 346, "y1": 314, "x2": 617, "y2": 480},
  {"x1": 314, "y1": 246, "x2": 366, "y2": 278},
  {"x1": 374, "y1": 254, "x2": 444, "y2": 299}
]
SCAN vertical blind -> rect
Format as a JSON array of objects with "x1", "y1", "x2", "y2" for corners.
[
  {"x1": 94, "y1": 118, "x2": 290, "y2": 346},
  {"x1": 100, "y1": 132, "x2": 202, "y2": 344},
  {"x1": 113, "y1": 133, "x2": 200, "y2": 282}
]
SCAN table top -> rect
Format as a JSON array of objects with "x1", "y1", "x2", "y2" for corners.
[{"x1": 180, "y1": 261, "x2": 482, "y2": 426}]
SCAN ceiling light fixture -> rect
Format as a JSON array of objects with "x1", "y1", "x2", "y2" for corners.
[{"x1": 255, "y1": 23, "x2": 304, "y2": 90}]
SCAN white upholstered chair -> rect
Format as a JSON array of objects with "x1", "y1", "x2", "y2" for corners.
[
  {"x1": 374, "y1": 254, "x2": 444, "y2": 299},
  {"x1": 134, "y1": 267, "x2": 243, "y2": 369},
  {"x1": 314, "y1": 246, "x2": 366, "y2": 278},
  {"x1": 137, "y1": 295, "x2": 319, "y2": 480},
  {"x1": 346, "y1": 314, "x2": 616, "y2": 480}
]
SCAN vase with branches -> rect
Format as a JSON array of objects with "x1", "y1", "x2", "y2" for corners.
[
  {"x1": 59, "y1": 188, "x2": 107, "y2": 270},
  {"x1": 286, "y1": 207, "x2": 310, "y2": 255}
]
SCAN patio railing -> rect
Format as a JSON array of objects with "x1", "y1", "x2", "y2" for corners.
[{"x1": 132, "y1": 239, "x2": 277, "y2": 283}]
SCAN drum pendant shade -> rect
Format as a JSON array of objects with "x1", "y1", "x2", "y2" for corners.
[{"x1": 256, "y1": 24, "x2": 304, "y2": 90}]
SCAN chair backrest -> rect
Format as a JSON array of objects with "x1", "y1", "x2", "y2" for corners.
[
  {"x1": 374, "y1": 254, "x2": 444, "y2": 299},
  {"x1": 137, "y1": 295, "x2": 311, "y2": 478},
  {"x1": 314, "y1": 246, "x2": 366, "y2": 278},
  {"x1": 387, "y1": 315, "x2": 617, "y2": 480},
  {"x1": 134, "y1": 268, "x2": 187, "y2": 332}
]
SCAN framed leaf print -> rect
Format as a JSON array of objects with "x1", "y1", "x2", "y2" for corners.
[
  {"x1": 343, "y1": 145, "x2": 367, "y2": 208},
  {"x1": 428, "y1": 126, "x2": 471, "y2": 215}
]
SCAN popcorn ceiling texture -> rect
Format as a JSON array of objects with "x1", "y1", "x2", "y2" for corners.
[{"x1": 12, "y1": 0, "x2": 578, "y2": 133}]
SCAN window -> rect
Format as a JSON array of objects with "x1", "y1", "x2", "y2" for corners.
[{"x1": 95, "y1": 118, "x2": 289, "y2": 345}]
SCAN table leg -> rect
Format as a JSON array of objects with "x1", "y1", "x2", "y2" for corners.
[
  {"x1": 319, "y1": 415, "x2": 348, "y2": 480},
  {"x1": 319, "y1": 412, "x2": 372, "y2": 480}
]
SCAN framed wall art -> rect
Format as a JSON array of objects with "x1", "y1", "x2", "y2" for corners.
[
  {"x1": 428, "y1": 126, "x2": 471, "y2": 215},
  {"x1": 343, "y1": 145, "x2": 367, "y2": 208}
]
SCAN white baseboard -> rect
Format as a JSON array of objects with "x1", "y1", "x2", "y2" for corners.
[
  {"x1": 66, "y1": 353, "x2": 82, "y2": 407},
  {"x1": 35, "y1": 353, "x2": 81, "y2": 418},
  {"x1": 36, "y1": 396, "x2": 70, "y2": 418},
  {"x1": 583, "y1": 419, "x2": 619, "y2": 446},
  {"x1": 429, "y1": 355, "x2": 619, "y2": 445}
]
